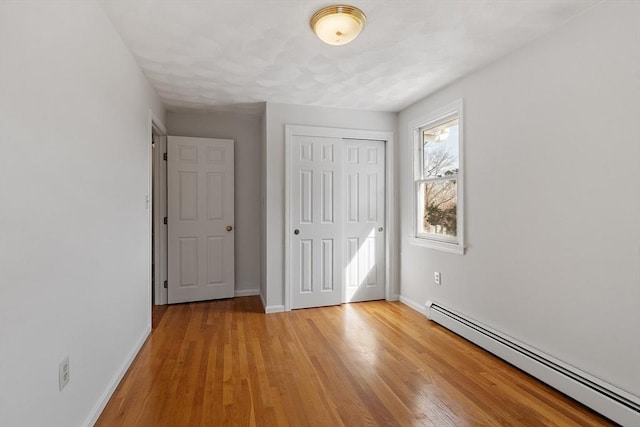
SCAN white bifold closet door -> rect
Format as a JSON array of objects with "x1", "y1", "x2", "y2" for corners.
[
  {"x1": 167, "y1": 136, "x2": 235, "y2": 304},
  {"x1": 290, "y1": 136, "x2": 385, "y2": 309}
]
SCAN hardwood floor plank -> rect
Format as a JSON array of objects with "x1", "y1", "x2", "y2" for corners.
[{"x1": 96, "y1": 297, "x2": 613, "y2": 427}]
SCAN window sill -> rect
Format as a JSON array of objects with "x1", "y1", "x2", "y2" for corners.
[{"x1": 408, "y1": 237, "x2": 465, "y2": 255}]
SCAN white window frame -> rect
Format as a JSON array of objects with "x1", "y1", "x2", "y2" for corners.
[{"x1": 408, "y1": 99, "x2": 464, "y2": 254}]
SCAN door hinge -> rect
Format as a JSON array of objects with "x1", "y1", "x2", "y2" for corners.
[
  {"x1": 163, "y1": 152, "x2": 167, "y2": 161},
  {"x1": 163, "y1": 280, "x2": 168, "y2": 289},
  {"x1": 163, "y1": 217, "x2": 167, "y2": 225}
]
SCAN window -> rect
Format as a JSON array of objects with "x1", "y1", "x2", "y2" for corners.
[{"x1": 410, "y1": 100, "x2": 464, "y2": 254}]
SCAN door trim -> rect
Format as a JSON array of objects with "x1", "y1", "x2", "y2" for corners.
[
  {"x1": 284, "y1": 125, "x2": 397, "y2": 312},
  {"x1": 149, "y1": 110, "x2": 167, "y2": 306}
]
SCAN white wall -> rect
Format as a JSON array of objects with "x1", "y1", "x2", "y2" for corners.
[
  {"x1": 0, "y1": 2, "x2": 165, "y2": 426},
  {"x1": 262, "y1": 103, "x2": 397, "y2": 310},
  {"x1": 167, "y1": 111, "x2": 262, "y2": 294},
  {"x1": 398, "y1": 0, "x2": 640, "y2": 398}
]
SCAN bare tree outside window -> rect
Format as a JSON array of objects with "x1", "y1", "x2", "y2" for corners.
[
  {"x1": 418, "y1": 119, "x2": 459, "y2": 240},
  {"x1": 421, "y1": 180, "x2": 457, "y2": 236}
]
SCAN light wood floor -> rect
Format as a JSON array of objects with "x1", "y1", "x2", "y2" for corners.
[{"x1": 97, "y1": 296, "x2": 612, "y2": 426}]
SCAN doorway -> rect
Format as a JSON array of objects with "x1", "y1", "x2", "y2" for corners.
[
  {"x1": 151, "y1": 133, "x2": 237, "y2": 306},
  {"x1": 166, "y1": 136, "x2": 235, "y2": 304}
]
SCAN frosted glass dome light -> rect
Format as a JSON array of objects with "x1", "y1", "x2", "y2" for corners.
[{"x1": 311, "y1": 5, "x2": 366, "y2": 46}]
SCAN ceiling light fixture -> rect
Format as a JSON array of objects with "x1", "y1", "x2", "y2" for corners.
[{"x1": 310, "y1": 5, "x2": 366, "y2": 46}]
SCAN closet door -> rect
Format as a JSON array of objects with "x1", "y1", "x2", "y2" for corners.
[
  {"x1": 343, "y1": 140, "x2": 386, "y2": 303},
  {"x1": 290, "y1": 135, "x2": 343, "y2": 309}
]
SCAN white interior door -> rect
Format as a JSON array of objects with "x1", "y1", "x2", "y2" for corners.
[
  {"x1": 167, "y1": 136, "x2": 234, "y2": 304},
  {"x1": 290, "y1": 135, "x2": 343, "y2": 309},
  {"x1": 343, "y1": 140, "x2": 385, "y2": 302}
]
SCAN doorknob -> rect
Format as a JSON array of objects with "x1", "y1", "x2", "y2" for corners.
[
  {"x1": 378, "y1": 227, "x2": 384, "y2": 232},
  {"x1": 226, "y1": 225, "x2": 233, "y2": 232},
  {"x1": 294, "y1": 229, "x2": 300, "y2": 235}
]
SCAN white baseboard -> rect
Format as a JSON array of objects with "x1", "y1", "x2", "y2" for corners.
[
  {"x1": 399, "y1": 295, "x2": 427, "y2": 315},
  {"x1": 258, "y1": 291, "x2": 284, "y2": 313},
  {"x1": 82, "y1": 324, "x2": 151, "y2": 427},
  {"x1": 426, "y1": 301, "x2": 640, "y2": 426},
  {"x1": 234, "y1": 288, "x2": 260, "y2": 297},
  {"x1": 259, "y1": 291, "x2": 266, "y2": 311},
  {"x1": 265, "y1": 304, "x2": 284, "y2": 314}
]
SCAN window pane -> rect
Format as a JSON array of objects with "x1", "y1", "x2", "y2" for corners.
[
  {"x1": 419, "y1": 180, "x2": 457, "y2": 238},
  {"x1": 423, "y1": 119, "x2": 459, "y2": 178}
]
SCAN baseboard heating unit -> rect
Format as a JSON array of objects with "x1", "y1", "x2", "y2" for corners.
[{"x1": 425, "y1": 301, "x2": 640, "y2": 426}]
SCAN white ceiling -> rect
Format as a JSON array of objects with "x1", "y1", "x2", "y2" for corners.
[{"x1": 101, "y1": 0, "x2": 598, "y2": 114}]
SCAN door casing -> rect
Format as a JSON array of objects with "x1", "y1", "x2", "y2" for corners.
[
  {"x1": 150, "y1": 111, "x2": 168, "y2": 306},
  {"x1": 284, "y1": 125, "x2": 397, "y2": 312}
]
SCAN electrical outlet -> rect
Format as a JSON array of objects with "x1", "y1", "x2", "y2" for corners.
[
  {"x1": 434, "y1": 272, "x2": 441, "y2": 285},
  {"x1": 59, "y1": 356, "x2": 70, "y2": 391}
]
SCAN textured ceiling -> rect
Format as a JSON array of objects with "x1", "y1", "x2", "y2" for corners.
[{"x1": 101, "y1": 0, "x2": 599, "y2": 114}]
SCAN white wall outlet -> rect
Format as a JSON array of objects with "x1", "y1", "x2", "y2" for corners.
[
  {"x1": 59, "y1": 356, "x2": 70, "y2": 391},
  {"x1": 434, "y1": 272, "x2": 441, "y2": 285}
]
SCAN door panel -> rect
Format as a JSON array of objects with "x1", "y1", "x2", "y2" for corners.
[
  {"x1": 291, "y1": 135, "x2": 342, "y2": 309},
  {"x1": 343, "y1": 140, "x2": 385, "y2": 303},
  {"x1": 320, "y1": 239, "x2": 334, "y2": 291},
  {"x1": 207, "y1": 236, "x2": 224, "y2": 284},
  {"x1": 206, "y1": 173, "x2": 224, "y2": 219},
  {"x1": 167, "y1": 136, "x2": 234, "y2": 304}
]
